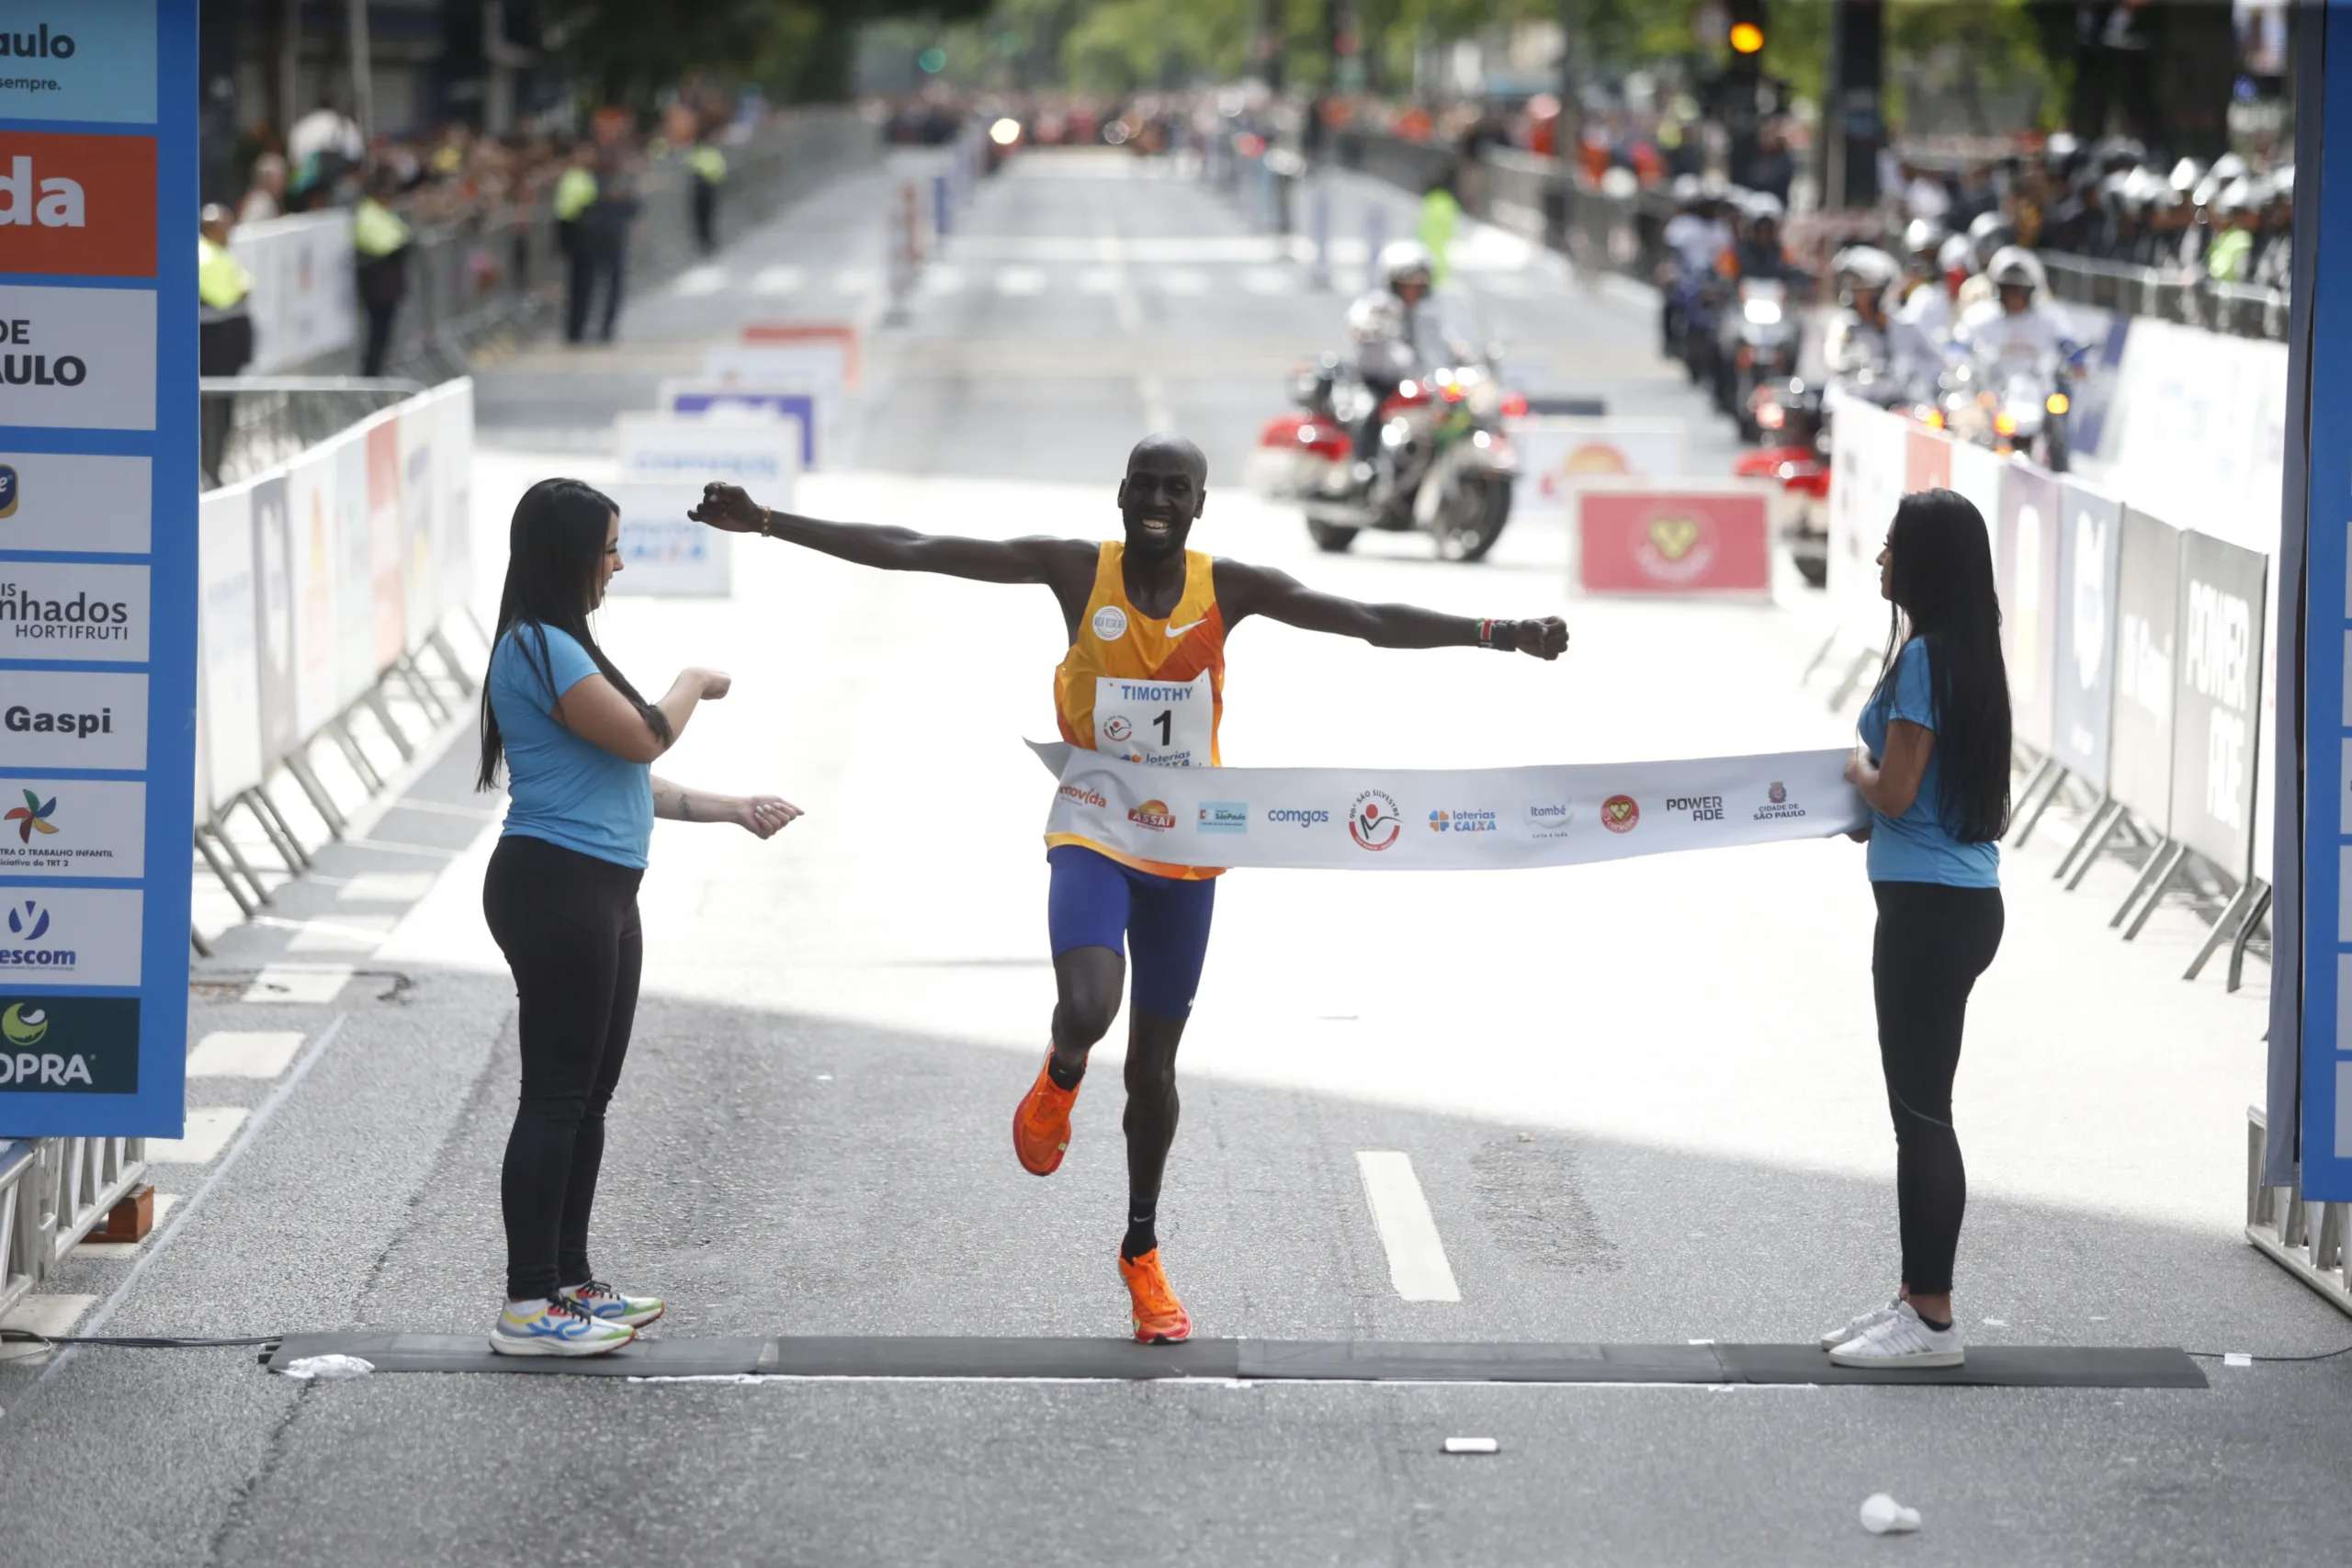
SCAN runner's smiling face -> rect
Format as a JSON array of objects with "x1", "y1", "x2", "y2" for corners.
[{"x1": 1117, "y1": 445, "x2": 1205, "y2": 560}]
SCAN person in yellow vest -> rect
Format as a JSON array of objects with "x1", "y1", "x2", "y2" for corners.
[
  {"x1": 198, "y1": 204, "x2": 255, "y2": 485},
  {"x1": 554, "y1": 141, "x2": 600, "y2": 344},
  {"x1": 353, "y1": 166, "x2": 414, "y2": 377},
  {"x1": 1418, "y1": 171, "x2": 1461, "y2": 287},
  {"x1": 685, "y1": 435, "x2": 1567, "y2": 1344},
  {"x1": 689, "y1": 130, "x2": 726, "y2": 255}
]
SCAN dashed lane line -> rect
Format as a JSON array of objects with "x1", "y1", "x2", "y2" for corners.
[
  {"x1": 1355, "y1": 1151, "x2": 1463, "y2": 1303},
  {"x1": 187, "y1": 1031, "x2": 306, "y2": 1078}
]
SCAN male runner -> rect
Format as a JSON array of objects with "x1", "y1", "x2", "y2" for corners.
[{"x1": 689, "y1": 436, "x2": 1567, "y2": 1342}]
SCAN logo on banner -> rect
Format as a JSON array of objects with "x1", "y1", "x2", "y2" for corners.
[
  {"x1": 1600, "y1": 795, "x2": 1640, "y2": 833},
  {"x1": 1267, "y1": 807, "x2": 1329, "y2": 829},
  {"x1": 1127, "y1": 798, "x2": 1176, "y2": 832},
  {"x1": 5, "y1": 787, "x2": 53, "y2": 841},
  {"x1": 1665, "y1": 795, "x2": 1724, "y2": 822},
  {"x1": 1198, "y1": 802, "x2": 1247, "y2": 834},
  {"x1": 1526, "y1": 801, "x2": 1574, "y2": 840},
  {"x1": 1429, "y1": 808, "x2": 1498, "y2": 834},
  {"x1": 0, "y1": 576, "x2": 132, "y2": 644},
  {"x1": 1752, "y1": 782, "x2": 1808, "y2": 823},
  {"x1": 1634, "y1": 513, "x2": 1717, "y2": 582},
  {"x1": 0, "y1": 464, "x2": 16, "y2": 518},
  {"x1": 0, "y1": 135, "x2": 157, "y2": 278},
  {"x1": 1091, "y1": 605, "x2": 1128, "y2": 640},
  {"x1": 1348, "y1": 790, "x2": 1402, "y2": 851},
  {"x1": 4, "y1": 701, "x2": 110, "y2": 738},
  {"x1": 0, "y1": 896, "x2": 70, "y2": 970},
  {"x1": 1057, "y1": 784, "x2": 1106, "y2": 810},
  {"x1": 0, "y1": 996, "x2": 140, "y2": 1093}
]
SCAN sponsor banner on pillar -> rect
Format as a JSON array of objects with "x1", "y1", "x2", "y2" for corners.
[
  {"x1": 2167, "y1": 531, "x2": 2267, "y2": 880},
  {"x1": 2108, "y1": 507, "x2": 2182, "y2": 829},
  {"x1": 0, "y1": 131, "x2": 157, "y2": 277},
  {"x1": 0, "y1": 996, "x2": 142, "y2": 1094},
  {"x1": 1573, "y1": 484, "x2": 1770, "y2": 598},
  {"x1": 1825, "y1": 389, "x2": 1905, "y2": 627},
  {"x1": 0, "y1": 1, "x2": 159, "y2": 126},
  {"x1": 0, "y1": 886, "x2": 142, "y2": 987},
  {"x1": 196, "y1": 484, "x2": 261, "y2": 802},
  {"x1": 0, "y1": 450, "x2": 150, "y2": 553},
  {"x1": 1903, "y1": 424, "x2": 1953, "y2": 494},
  {"x1": 1998, "y1": 460, "x2": 2062, "y2": 754},
  {"x1": 0, "y1": 558, "x2": 146, "y2": 660},
  {"x1": 1032, "y1": 740, "x2": 1865, "y2": 871},
  {"x1": 605, "y1": 482, "x2": 732, "y2": 596},
  {"x1": 0, "y1": 668, "x2": 146, "y2": 771},
  {"x1": 1512, "y1": 417, "x2": 1688, "y2": 510},
  {"x1": 0, "y1": 283, "x2": 155, "y2": 430},
  {"x1": 2051, "y1": 480, "x2": 2124, "y2": 788},
  {"x1": 0, "y1": 776, "x2": 144, "y2": 878}
]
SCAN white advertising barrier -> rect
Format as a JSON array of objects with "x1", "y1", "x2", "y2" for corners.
[
  {"x1": 1510, "y1": 417, "x2": 1688, "y2": 511},
  {"x1": 1825, "y1": 390, "x2": 1907, "y2": 630},
  {"x1": 286, "y1": 442, "x2": 342, "y2": 738},
  {"x1": 196, "y1": 484, "x2": 264, "y2": 805},
  {"x1": 658, "y1": 379, "x2": 819, "y2": 470},
  {"x1": 605, "y1": 483, "x2": 731, "y2": 597},
  {"x1": 701, "y1": 345, "x2": 844, "y2": 429},
  {"x1": 616, "y1": 410, "x2": 801, "y2": 501},
  {"x1": 437, "y1": 380, "x2": 474, "y2": 625},
  {"x1": 1030, "y1": 740, "x2": 1865, "y2": 870},
  {"x1": 229, "y1": 209, "x2": 357, "y2": 373},
  {"x1": 2099, "y1": 319, "x2": 2288, "y2": 553},
  {"x1": 399, "y1": 391, "x2": 440, "y2": 649}
]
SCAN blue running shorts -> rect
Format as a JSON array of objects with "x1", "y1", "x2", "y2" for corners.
[{"x1": 1046, "y1": 845, "x2": 1217, "y2": 1020}]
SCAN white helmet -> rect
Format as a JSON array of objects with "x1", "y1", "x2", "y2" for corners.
[
  {"x1": 1936, "y1": 233, "x2": 1973, "y2": 273},
  {"x1": 1834, "y1": 245, "x2": 1903, "y2": 291},
  {"x1": 1377, "y1": 240, "x2": 1434, "y2": 294},
  {"x1": 1985, "y1": 244, "x2": 2047, "y2": 297}
]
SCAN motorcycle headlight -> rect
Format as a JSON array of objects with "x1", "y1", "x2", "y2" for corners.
[
  {"x1": 1743, "y1": 298, "x2": 1783, "y2": 325},
  {"x1": 2045, "y1": 391, "x2": 2070, "y2": 415},
  {"x1": 1465, "y1": 378, "x2": 1500, "y2": 416}
]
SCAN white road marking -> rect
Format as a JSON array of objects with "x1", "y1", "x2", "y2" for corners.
[
  {"x1": 1239, "y1": 267, "x2": 1297, "y2": 296},
  {"x1": 1156, "y1": 268, "x2": 1210, "y2": 296},
  {"x1": 1355, "y1": 1151, "x2": 1462, "y2": 1303},
  {"x1": 0, "y1": 1293, "x2": 96, "y2": 1359},
  {"x1": 1076, "y1": 267, "x2": 1121, "y2": 294},
  {"x1": 75, "y1": 1194, "x2": 181, "y2": 1258},
  {"x1": 187, "y1": 1031, "x2": 306, "y2": 1078},
  {"x1": 674, "y1": 265, "x2": 729, "y2": 297},
  {"x1": 146, "y1": 1107, "x2": 250, "y2": 1166},
  {"x1": 336, "y1": 872, "x2": 436, "y2": 903},
  {"x1": 834, "y1": 267, "x2": 879, "y2": 296},
  {"x1": 921, "y1": 265, "x2": 963, "y2": 295},
  {"x1": 752, "y1": 265, "x2": 805, "y2": 296},
  {"x1": 287, "y1": 914, "x2": 397, "y2": 954},
  {"x1": 243, "y1": 963, "x2": 354, "y2": 1004},
  {"x1": 996, "y1": 266, "x2": 1046, "y2": 296}
]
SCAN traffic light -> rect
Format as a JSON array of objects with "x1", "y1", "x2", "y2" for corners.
[
  {"x1": 1729, "y1": 20, "x2": 1764, "y2": 54},
  {"x1": 1727, "y1": 0, "x2": 1766, "y2": 67}
]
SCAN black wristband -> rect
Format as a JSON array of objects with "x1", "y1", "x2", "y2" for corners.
[{"x1": 1481, "y1": 618, "x2": 1519, "y2": 652}]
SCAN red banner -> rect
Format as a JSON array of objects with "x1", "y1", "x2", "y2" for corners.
[{"x1": 1576, "y1": 487, "x2": 1770, "y2": 596}]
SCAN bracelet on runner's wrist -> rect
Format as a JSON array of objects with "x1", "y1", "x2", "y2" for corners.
[{"x1": 1480, "y1": 618, "x2": 1518, "y2": 652}]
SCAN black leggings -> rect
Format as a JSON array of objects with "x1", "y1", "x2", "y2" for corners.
[
  {"x1": 483, "y1": 834, "x2": 645, "y2": 1301},
  {"x1": 1871, "y1": 880, "x2": 2004, "y2": 1297}
]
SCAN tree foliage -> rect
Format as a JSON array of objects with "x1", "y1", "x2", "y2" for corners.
[{"x1": 546, "y1": 0, "x2": 992, "y2": 107}]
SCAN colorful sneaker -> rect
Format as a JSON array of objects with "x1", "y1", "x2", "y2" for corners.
[
  {"x1": 1830, "y1": 1302, "x2": 1965, "y2": 1370},
  {"x1": 1119, "y1": 1247, "x2": 1193, "y2": 1344},
  {"x1": 1820, "y1": 1296, "x2": 1903, "y2": 1350},
  {"x1": 1012, "y1": 1052, "x2": 1080, "y2": 1176},
  {"x1": 488, "y1": 1295, "x2": 636, "y2": 1357},
  {"x1": 560, "y1": 1279, "x2": 666, "y2": 1330}
]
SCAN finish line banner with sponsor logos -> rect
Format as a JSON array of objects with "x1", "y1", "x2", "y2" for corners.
[
  {"x1": 0, "y1": 1, "x2": 195, "y2": 1135},
  {"x1": 1031, "y1": 742, "x2": 1865, "y2": 870}
]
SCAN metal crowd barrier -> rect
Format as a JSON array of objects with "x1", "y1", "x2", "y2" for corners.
[
  {"x1": 200, "y1": 376, "x2": 424, "y2": 491},
  {"x1": 0, "y1": 1135, "x2": 148, "y2": 1320},
  {"x1": 2247, "y1": 1107, "x2": 2352, "y2": 1318},
  {"x1": 2040, "y1": 252, "x2": 2289, "y2": 343}
]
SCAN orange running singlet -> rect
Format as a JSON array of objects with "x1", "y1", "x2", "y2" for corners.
[{"x1": 1047, "y1": 543, "x2": 1226, "y2": 881}]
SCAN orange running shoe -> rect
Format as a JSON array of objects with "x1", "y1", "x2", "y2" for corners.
[
  {"x1": 1012, "y1": 1052, "x2": 1080, "y2": 1176},
  {"x1": 1119, "y1": 1247, "x2": 1193, "y2": 1344}
]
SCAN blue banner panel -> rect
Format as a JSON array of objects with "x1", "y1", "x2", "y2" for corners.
[
  {"x1": 0, "y1": 0, "x2": 189, "y2": 1137},
  {"x1": 2301, "y1": 15, "x2": 2352, "y2": 1199}
]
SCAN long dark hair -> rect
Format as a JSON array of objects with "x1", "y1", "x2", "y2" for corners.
[
  {"x1": 1871, "y1": 488, "x2": 2012, "y2": 842},
  {"x1": 476, "y1": 478, "x2": 670, "y2": 790}
]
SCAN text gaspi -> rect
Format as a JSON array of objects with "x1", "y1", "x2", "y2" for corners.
[{"x1": 5, "y1": 704, "x2": 108, "y2": 737}]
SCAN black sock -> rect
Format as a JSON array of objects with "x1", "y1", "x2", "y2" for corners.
[
  {"x1": 1121, "y1": 1212, "x2": 1157, "y2": 1261},
  {"x1": 1046, "y1": 1054, "x2": 1083, "y2": 1091},
  {"x1": 1917, "y1": 1311, "x2": 1952, "y2": 1333}
]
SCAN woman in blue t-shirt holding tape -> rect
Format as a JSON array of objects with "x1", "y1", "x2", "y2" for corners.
[
  {"x1": 477, "y1": 478, "x2": 800, "y2": 1357},
  {"x1": 1826, "y1": 488, "x2": 2011, "y2": 1371}
]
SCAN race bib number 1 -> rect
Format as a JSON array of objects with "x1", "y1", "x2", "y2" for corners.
[{"x1": 1095, "y1": 672, "x2": 1214, "y2": 767}]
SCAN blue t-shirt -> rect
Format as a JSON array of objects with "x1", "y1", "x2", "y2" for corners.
[
  {"x1": 489, "y1": 625, "x2": 653, "y2": 869},
  {"x1": 1858, "y1": 638, "x2": 2000, "y2": 888}
]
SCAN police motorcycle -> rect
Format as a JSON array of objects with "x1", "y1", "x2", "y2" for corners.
[
  {"x1": 1250, "y1": 243, "x2": 1520, "y2": 563},
  {"x1": 1711, "y1": 195, "x2": 1804, "y2": 438},
  {"x1": 1934, "y1": 247, "x2": 2084, "y2": 472}
]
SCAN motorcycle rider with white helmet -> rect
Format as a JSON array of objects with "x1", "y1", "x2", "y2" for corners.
[
  {"x1": 1345, "y1": 240, "x2": 1459, "y2": 488},
  {"x1": 1822, "y1": 245, "x2": 1904, "y2": 400},
  {"x1": 1951, "y1": 245, "x2": 2067, "y2": 373},
  {"x1": 1891, "y1": 231, "x2": 1971, "y2": 400}
]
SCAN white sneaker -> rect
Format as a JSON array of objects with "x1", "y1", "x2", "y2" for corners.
[
  {"x1": 488, "y1": 1295, "x2": 637, "y2": 1357},
  {"x1": 559, "y1": 1279, "x2": 666, "y2": 1330},
  {"x1": 1830, "y1": 1302, "x2": 1965, "y2": 1370},
  {"x1": 1819, "y1": 1296, "x2": 1903, "y2": 1350}
]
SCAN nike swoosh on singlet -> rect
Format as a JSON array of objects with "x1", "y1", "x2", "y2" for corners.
[{"x1": 1164, "y1": 619, "x2": 1207, "y2": 637}]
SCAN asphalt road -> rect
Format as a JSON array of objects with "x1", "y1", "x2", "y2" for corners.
[{"x1": 3, "y1": 148, "x2": 2348, "y2": 1568}]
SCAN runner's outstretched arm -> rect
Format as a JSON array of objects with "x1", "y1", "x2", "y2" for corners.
[
  {"x1": 688, "y1": 481, "x2": 1091, "y2": 587},
  {"x1": 1216, "y1": 560, "x2": 1569, "y2": 660}
]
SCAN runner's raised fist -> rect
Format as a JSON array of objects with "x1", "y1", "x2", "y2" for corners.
[
  {"x1": 690, "y1": 482, "x2": 763, "y2": 532},
  {"x1": 1517, "y1": 617, "x2": 1569, "y2": 661}
]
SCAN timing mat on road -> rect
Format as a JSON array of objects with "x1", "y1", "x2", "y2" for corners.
[{"x1": 262, "y1": 1334, "x2": 2206, "y2": 1388}]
